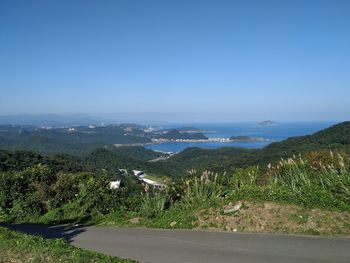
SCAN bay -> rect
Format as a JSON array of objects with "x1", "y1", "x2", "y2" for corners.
[{"x1": 145, "y1": 122, "x2": 336, "y2": 153}]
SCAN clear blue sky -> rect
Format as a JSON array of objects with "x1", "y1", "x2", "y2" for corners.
[{"x1": 0, "y1": 0, "x2": 349, "y2": 122}]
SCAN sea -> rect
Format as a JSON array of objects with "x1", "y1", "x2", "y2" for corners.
[{"x1": 144, "y1": 122, "x2": 337, "y2": 153}]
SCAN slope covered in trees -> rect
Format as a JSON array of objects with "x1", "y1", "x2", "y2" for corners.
[
  {"x1": 0, "y1": 149, "x2": 83, "y2": 173},
  {"x1": 0, "y1": 125, "x2": 208, "y2": 156},
  {"x1": 155, "y1": 121, "x2": 350, "y2": 179},
  {"x1": 1, "y1": 121, "x2": 350, "y2": 231},
  {"x1": 0, "y1": 122, "x2": 349, "y2": 180}
]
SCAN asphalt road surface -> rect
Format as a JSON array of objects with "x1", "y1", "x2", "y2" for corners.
[{"x1": 3, "y1": 224, "x2": 350, "y2": 263}]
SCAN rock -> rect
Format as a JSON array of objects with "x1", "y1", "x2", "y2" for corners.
[
  {"x1": 170, "y1": 221, "x2": 177, "y2": 227},
  {"x1": 224, "y1": 208, "x2": 236, "y2": 214},
  {"x1": 223, "y1": 202, "x2": 242, "y2": 214},
  {"x1": 129, "y1": 217, "x2": 141, "y2": 224}
]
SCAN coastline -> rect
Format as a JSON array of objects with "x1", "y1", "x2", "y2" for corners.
[
  {"x1": 113, "y1": 137, "x2": 269, "y2": 149},
  {"x1": 150, "y1": 137, "x2": 269, "y2": 143}
]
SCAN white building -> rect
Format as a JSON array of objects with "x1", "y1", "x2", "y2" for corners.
[
  {"x1": 140, "y1": 178, "x2": 165, "y2": 189},
  {"x1": 133, "y1": 170, "x2": 145, "y2": 177},
  {"x1": 109, "y1": 180, "x2": 121, "y2": 189},
  {"x1": 118, "y1": 169, "x2": 128, "y2": 175}
]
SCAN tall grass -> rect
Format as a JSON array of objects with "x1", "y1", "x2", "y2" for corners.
[
  {"x1": 231, "y1": 166, "x2": 259, "y2": 189},
  {"x1": 268, "y1": 152, "x2": 350, "y2": 198},
  {"x1": 139, "y1": 170, "x2": 229, "y2": 219},
  {"x1": 140, "y1": 152, "x2": 350, "y2": 221},
  {"x1": 181, "y1": 170, "x2": 228, "y2": 208},
  {"x1": 140, "y1": 192, "x2": 168, "y2": 219},
  {"x1": 227, "y1": 151, "x2": 350, "y2": 210}
]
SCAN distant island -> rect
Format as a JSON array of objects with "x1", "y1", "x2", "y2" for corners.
[
  {"x1": 157, "y1": 129, "x2": 207, "y2": 140},
  {"x1": 258, "y1": 120, "x2": 277, "y2": 126}
]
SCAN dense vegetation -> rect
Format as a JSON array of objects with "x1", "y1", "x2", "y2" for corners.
[
  {"x1": 158, "y1": 129, "x2": 207, "y2": 140},
  {"x1": 0, "y1": 124, "x2": 208, "y2": 156},
  {"x1": 0, "y1": 227, "x2": 134, "y2": 262},
  {"x1": 0, "y1": 149, "x2": 83, "y2": 173},
  {"x1": 2, "y1": 122, "x2": 349, "y2": 180},
  {"x1": 1, "y1": 122, "x2": 350, "y2": 180},
  {"x1": 109, "y1": 146, "x2": 162, "y2": 161},
  {"x1": 0, "y1": 125, "x2": 150, "y2": 156},
  {"x1": 1, "y1": 148, "x2": 349, "y2": 233},
  {"x1": 0, "y1": 122, "x2": 350, "y2": 235}
]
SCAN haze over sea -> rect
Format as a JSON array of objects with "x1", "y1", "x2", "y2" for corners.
[{"x1": 145, "y1": 122, "x2": 336, "y2": 153}]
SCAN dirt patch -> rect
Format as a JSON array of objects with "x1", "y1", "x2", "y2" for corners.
[
  {"x1": 0, "y1": 251, "x2": 50, "y2": 263},
  {"x1": 195, "y1": 201, "x2": 350, "y2": 236},
  {"x1": 129, "y1": 217, "x2": 141, "y2": 225}
]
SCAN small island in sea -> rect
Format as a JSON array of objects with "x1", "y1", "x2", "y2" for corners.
[
  {"x1": 158, "y1": 129, "x2": 207, "y2": 140},
  {"x1": 258, "y1": 120, "x2": 277, "y2": 126}
]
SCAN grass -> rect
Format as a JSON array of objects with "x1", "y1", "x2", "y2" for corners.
[
  {"x1": 145, "y1": 203, "x2": 197, "y2": 229},
  {"x1": 130, "y1": 152, "x2": 350, "y2": 235},
  {"x1": 229, "y1": 152, "x2": 350, "y2": 211},
  {"x1": 0, "y1": 227, "x2": 136, "y2": 263}
]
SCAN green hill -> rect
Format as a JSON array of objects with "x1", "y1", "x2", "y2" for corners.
[
  {"x1": 158, "y1": 129, "x2": 208, "y2": 140},
  {"x1": 1, "y1": 122, "x2": 349, "y2": 180},
  {"x1": 0, "y1": 125, "x2": 208, "y2": 156},
  {"x1": 0, "y1": 125, "x2": 150, "y2": 156},
  {"x1": 252, "y1": 121, "x2": 350, "y2": 166},
  {"x1": 0, "y1": 149, "x2": 83, "y2": 173},
  {"x1": 155, "y1": 121, "x2": 350, "y2": 179},
  {"x1": 1, "y1": 121, "x2": 350, "y2": 232}
]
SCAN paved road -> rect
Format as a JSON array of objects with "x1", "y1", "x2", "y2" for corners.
[{"x1": 3, "y1": 224, "x2": 350, "y2": 263}]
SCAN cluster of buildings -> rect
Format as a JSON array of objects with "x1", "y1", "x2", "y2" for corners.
[{"x1": 151, "y1": 137, "x2": 230, "y2": 143}]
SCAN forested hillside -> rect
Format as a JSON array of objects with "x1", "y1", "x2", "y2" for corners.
[
  {"x1": 0, "y1": 125, "x2": 208, "y2": 156},
  {"x1": 0, "y1": 125, "x2": 150, "y2": 156},
  {"x1": 1, "y1": 122, "x2": 349, "y2": 180},
  {"x1": 0, "y1": 149, "x2": 83, "y2": 173},
  {"x1": 1, "y1": 121, "x2": 350, "y2": 233}
]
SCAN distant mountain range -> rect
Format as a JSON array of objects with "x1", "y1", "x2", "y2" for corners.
[
  {"x1": 0, "y1": 114, "x2": 108, "y2": 126},
  {"x1": 0, "y1": 114, "x2": 173, "y2": 127}
]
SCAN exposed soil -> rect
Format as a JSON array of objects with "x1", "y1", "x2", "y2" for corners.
[{"x1": 195, "y1": 201, "x2": 350, "y2": 236}]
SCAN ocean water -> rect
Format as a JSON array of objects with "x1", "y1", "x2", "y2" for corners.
[{"x1": 144, "y1": 122, "x2": 336, "y2": 153}]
